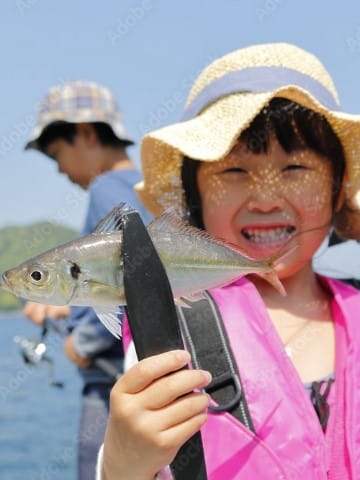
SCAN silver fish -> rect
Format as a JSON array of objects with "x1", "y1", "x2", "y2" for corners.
[{"x1": 0, "y1": 204, "x2": 285, "y2": 337}]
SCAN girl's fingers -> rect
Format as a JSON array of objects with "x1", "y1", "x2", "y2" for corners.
[
  {"x1": 157, "y1": 411, "x2": 209, "y2": 453},
  {"x1": 145, "y1": 369, "x2": 211, "y2": 409},
  {"x1": 155, "y1": 392, "x2": 210, "y2": 431},
  {"x1": 115, "y1": 350, "x2": 191, "y2": 394}
]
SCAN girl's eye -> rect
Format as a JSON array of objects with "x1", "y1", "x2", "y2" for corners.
[
  {"x1": 222, "y1": 167, "x2": 247, "y2": 174},
  {"x1": 283, "y1": 164, "x2": 307, "y2": 171}
]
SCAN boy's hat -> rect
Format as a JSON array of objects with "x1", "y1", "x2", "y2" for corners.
[
  {"x1": 136, "y1": 43, "x2": 360, "y2": 239},
  {"x1": 25, "y1": 80, "x2": 134, "y2": 150}
]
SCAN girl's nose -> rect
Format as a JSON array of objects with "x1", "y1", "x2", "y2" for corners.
[{"x1": 247, "y1": 185, "x2": 284, "y2": 213}]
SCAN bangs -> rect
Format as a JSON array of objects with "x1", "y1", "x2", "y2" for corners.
[
  {"x1": 240, "y1": 98, "x2": 344, "y2": 161},
  {"x1": 240, "y1": 98, "x2": 346, "y2": 208}
]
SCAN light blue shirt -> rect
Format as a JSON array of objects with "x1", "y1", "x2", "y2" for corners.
[{"x1": 68, "y1": 168, "x2": 152, "y2": 384}]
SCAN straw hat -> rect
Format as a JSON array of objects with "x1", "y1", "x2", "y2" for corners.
[{"x1": 136, "y1": 43, "x2": 360, "y2": 240}]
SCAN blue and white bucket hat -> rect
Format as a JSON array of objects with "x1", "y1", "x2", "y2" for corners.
[{"x1": 25, "y1": 80, "x2": 134, "y2": 150}]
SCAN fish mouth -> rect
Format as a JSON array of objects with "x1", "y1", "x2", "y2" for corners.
[
  {"x1": 241, "y1": 226, "x2": 296, "y2": 244},
  {"x1": 0, "y1": 272, "x2": 10, "y2": 291}
]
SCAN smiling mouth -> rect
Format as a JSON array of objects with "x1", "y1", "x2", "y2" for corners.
[{"x1": 242, "y1": 226, "x2": 295, "y2": 243}]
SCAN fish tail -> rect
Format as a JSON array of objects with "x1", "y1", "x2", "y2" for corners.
[
  {"x1": 258, "y1": 271, "x2": 286, "y2": 296},
  {"x1": 259, "y1": 245, "x2": 298, "y2": 296}
]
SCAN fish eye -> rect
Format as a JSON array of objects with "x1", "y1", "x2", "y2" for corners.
[{"x1": 28, "y1": 267, "x2": 49, "y2": 284}]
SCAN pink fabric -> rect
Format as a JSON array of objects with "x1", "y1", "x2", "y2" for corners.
[
  {"x1": 121, "y1": 277, "x2": 360, "y2": 479},
  {"x1": 122, "y1": 315, "x2": 132, "y2": 353}
]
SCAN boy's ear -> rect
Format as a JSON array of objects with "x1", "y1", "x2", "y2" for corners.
[
  {"x1": 76, "y1": 123, "x2": 97, "y2": 146},
  {"x1": 335, "y1": 173, "x2": 348, "y2": 213}
]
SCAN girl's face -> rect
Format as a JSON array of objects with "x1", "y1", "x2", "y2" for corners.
[{"x1": 197, "y1": 138, "x2": 337, "y2": 279}]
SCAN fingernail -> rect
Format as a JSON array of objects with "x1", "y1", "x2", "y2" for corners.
[
  {"x1": 175, "y1": 350, "x2": 190, "y2": 362},
  {"x1": 200, "y1": 370, "x2": 212, "y2": 385}
]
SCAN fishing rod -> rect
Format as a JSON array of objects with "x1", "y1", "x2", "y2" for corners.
[
  {"x1": 14, "y1": 316, "x2": 122, "y2": 388},
  {"x1": 14, "y1": 317, "x2": 65, "y2": 388}
]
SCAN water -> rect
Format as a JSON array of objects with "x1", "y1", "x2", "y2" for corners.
[{"x1": 0, "y1": 314, "x2": 82, "y2": 480}]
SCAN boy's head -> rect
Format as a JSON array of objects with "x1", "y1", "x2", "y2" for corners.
[
  {"x1": 25, "y1": 81, "x2": 134, "y2": 188},
  {"x1": 136, "y1": 43, "x2": 360, "y2": 240}
]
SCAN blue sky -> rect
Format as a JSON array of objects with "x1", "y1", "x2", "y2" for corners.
[{"x1": 1, "y1": 0, "x2": 360, "y2": 241}]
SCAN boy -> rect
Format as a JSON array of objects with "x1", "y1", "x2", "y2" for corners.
[{"x1": 24, "y1": 80, "x2": 151, "y2": 480}]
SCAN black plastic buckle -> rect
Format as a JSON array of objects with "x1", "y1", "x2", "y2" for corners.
[{"x1": 207, "y1": 372, "x2": 242, "y2": 412}]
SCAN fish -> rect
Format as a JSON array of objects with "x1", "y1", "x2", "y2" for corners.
[{"x1": 0, "y1": 203, "x2": 286, "y2": 338}]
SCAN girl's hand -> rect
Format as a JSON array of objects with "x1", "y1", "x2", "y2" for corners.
[{"x1": 102, "y1": 349, "x2": 211, "y2": 480}]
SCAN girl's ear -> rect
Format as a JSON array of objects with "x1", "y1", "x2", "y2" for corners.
[{"x1": 335, "y1": 173, "x2": 348, "y2": 213}]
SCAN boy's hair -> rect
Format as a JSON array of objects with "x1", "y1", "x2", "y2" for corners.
[
  {"x1": 37, "y1": 121, "x2": 130, "y2": 153},
  {"x1": 182, "y1": 98, "x2": 346, "y2": 229}
]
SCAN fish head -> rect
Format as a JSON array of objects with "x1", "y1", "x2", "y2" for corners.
[{"x1": 0, "y1": 253, "x2": 79, "y2": 305}]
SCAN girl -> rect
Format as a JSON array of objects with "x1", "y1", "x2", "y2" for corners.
[{"x1": 98, "y1": 43, "x2": 360, "y2": 479}]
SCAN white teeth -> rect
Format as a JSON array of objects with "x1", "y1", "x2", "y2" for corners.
[{"x1": 243, "y1": 227, "x2": 294, "y2": 243}]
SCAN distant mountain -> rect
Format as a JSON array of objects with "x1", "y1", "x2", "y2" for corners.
[{"x1": 0, "y1": 222, "x2": 78, "y2": 310}]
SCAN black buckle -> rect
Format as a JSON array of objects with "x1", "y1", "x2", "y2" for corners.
[{"x1": 207, "y1": 372, "x2": 242, "y2": 412}]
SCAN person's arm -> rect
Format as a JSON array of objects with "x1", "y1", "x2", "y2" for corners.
[
  {"x1": 63, "y1": 334, "x2": 92, "y2": 368},
  {"x1": 100, "y1": 350, "x2": 211, "y2": 480},
  {"x1": 70, "y1": 307, "x2": 123, "y2": 356}
]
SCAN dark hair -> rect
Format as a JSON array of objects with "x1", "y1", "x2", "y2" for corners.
[
  {"x1": 37, "y1": 121, "x2": 131, "y2": 152},
  {"x1": 181, "y1": 98, "x2": 346, "y2": 228}
]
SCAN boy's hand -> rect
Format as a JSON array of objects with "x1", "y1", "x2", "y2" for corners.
[
  {"x1": 23, "y1": 301, "x2": 70, "y2": 325},
  {"x1": 102, "y1": 350, "x2": 211, "y2": 480},
  {"x1": 63, "y1": 334, "x2": 91, "y2": 368}
]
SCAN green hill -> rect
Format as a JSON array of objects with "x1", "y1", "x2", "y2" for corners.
[{"x1": 0, "y1": 222, "x2": 78, "y2": 310}]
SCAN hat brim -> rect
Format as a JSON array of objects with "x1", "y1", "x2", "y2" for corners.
[
  {"x1": 136, "y1": 86, "x2": 360, "y2": 239},
  {"x1": 25, "y1": 119, "x2": 134, "y2": 152}
]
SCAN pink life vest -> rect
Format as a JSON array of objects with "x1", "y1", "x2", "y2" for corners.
[{"x1": 123, "y1": 277, "x2": 360, "y2": 479}]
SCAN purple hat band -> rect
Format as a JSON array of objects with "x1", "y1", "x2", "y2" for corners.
[{"x1": 182, "y1": 66, "x2": 340, "y2": 121}]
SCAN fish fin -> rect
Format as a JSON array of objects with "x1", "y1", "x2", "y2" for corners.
[
  {"x1": 174, "y1": 298, "x2": 192, "y2": 308},
  {"x1": 174, "y1": 290, "x2": 211, "y2": 309},
  {"x1": 179, "y1": 291, "x2": 207, "y2": 304},
  {"x1": 257, "y1": 271, "x2": 286, "y2": 296},
  {"x1": 93, "y1": 202, "x2": 136, "y2": 233},
  {"x1": 147, "y1": 208, "x2": 186, "y2": 234},
  {"x1": 148, "y1": 209, "x2": 253, "y2": 254},
  {"x1": 93, "y1": 307, "x2": 123, "y2": 339},
  {"x1": 174, "y1": 291, "x2": 208, "y2": 308}
]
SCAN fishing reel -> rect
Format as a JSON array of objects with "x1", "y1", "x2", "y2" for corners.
[{"x1": 14, "y1": 319, "x2": 64, "y2": 388}]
